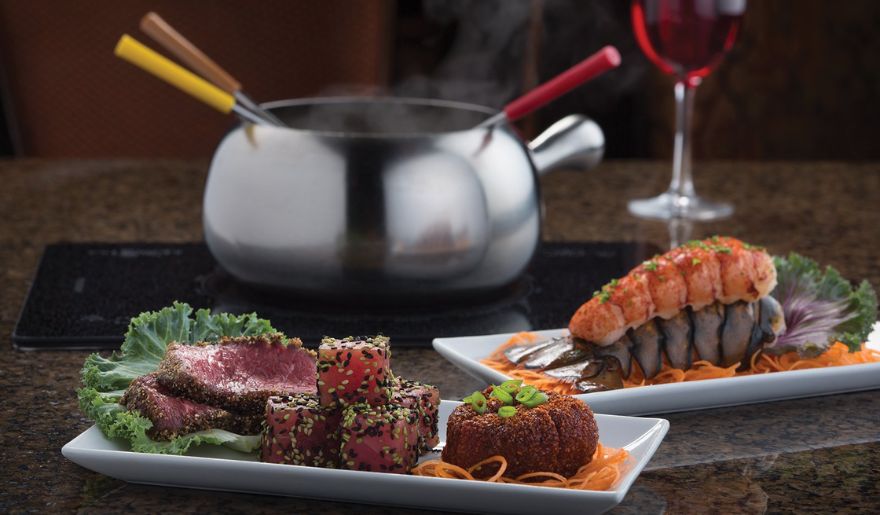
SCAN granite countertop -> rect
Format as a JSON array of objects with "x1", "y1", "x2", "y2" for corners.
[{"x1": 1, "y1": 159, "x2": 878, "y2": 513}]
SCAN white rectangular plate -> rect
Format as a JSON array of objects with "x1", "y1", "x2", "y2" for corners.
[
  {"x1": 433, "y1": 322, "x2": 880, "y2": 416},
  {"x1": 63, "y1": 402, "x2": 668, "y2": 515}
]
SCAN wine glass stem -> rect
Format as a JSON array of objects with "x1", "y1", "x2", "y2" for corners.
[{"x1": 670, "y1": 81, "x2": 697, "y2": 204}]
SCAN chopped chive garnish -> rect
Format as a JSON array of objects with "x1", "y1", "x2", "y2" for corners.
[
  {"x1": 642, "y1": 260, "x2": 658, "y2": 271},
  {"x1": 691, "y1": 258, "x2": 701, "y2": 266},
  {"x1": 686, "y1": 240, "x2": 709, "y2": 250},
  {"x1": 595, "y1": 278, "x2": 621, "y2": 304}
]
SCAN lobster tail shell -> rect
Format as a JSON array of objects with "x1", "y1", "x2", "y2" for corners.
[{"x1": 569, "y1": 237, "x2": 777, "y2": 345}]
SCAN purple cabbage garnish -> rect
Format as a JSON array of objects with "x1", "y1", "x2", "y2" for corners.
[{"x1": 768, "y1": 253, "x2": 877, "y2": 357}]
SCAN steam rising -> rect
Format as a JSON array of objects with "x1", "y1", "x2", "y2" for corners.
[
  {"x1": 393, "y1": 0, "x2": 533, "y2": 109},
  {"x1": 297, "y1": 1, "x2": 649, "y2": 138}
]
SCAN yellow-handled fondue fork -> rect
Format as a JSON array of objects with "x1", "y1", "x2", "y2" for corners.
[{"x1": 114, "y1": 34, "x2": 267, "y2": 126}]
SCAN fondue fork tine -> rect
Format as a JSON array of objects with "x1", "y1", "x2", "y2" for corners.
[{"x1": 139, "y1": 12, "x2": 285, "y2": 127}]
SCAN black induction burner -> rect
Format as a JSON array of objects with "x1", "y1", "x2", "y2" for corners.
[{"x1": 12, "y1": 241, "x2": 659, "y2": 350}]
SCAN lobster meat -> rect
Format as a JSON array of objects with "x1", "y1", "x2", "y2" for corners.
[{"x1": 505, "y1": 237, "x2": 786, "y2": 392}]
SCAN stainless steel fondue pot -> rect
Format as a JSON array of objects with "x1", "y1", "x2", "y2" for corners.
[{"x1": 204, "y1": 97, "x2": 604, "y2": 299}]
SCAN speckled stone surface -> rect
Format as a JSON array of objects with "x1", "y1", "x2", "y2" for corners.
[{"x1": 1, "y1": 159, "x2": 878, "y2": 513}]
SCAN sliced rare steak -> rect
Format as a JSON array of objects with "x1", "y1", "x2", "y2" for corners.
[
  {"x1": 156, "y1": 333, "x2": 317, "y2": 414},
  {"x1": 121, "y1": 373, "x2": 263, "y2": 440}
]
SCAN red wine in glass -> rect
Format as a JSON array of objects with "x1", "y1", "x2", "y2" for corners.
[{"x1": 628, "y1": 0, "x2": 746, "y2": 221}]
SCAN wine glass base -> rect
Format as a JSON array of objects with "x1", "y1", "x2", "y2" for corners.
[{"x1": 628, "y1": 192, "x2": 733, "y2": 221}]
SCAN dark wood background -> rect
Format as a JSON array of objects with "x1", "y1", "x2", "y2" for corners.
[{"x1": 2, "y1": 0, "x2": 878, "y2": 159}]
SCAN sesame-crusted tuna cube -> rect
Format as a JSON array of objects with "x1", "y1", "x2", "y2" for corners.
[
  {"x1": 392, "y1": 377, "x2": 441, "y2": 453},
  {"x1": 317, "y1": 336, "x2": 392, "y2": 408},
  {"x1": 261, "y1": 394, "x2": 341, "y2": 467},
  {"x1": 339, "y1": 403, "x2": 420, "y2": 474}
]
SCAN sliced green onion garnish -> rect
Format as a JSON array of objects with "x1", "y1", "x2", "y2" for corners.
[
  {"x1": 498, "y1": 379, "x2": 523, "y2": 395},
  {"x1": 498, "y1": 406, "x2": 516, "y2": 418},
  {"x1": 520, "y1": 391, "x2": 548, "y2": 408},
  {"x1": 490, "y1": 387, "x2": 513, "y2": 405},
  {"x1": 462, "y1": 390, "x2": 483, "y2": 404},
  {"x1": 468, "y1": 391, "x2": 487, "y2": 414},
  {"x1": 515, "y1": 385, "x2": 538, "y2": 404}
]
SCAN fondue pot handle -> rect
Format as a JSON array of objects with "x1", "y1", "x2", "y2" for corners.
[{"x1": 527, "y1": 115, "x2": 605, "y2": 175}]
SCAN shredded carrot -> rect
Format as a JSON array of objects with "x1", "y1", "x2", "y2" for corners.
[
  {"x1": 480, "y1": 332, "x2": 880, "y2": 395},
  {"x1": 413, "y1": 460, "x2": 474, "y2": 480},
  {"x1": 467, "y1": 456, "x2": 508, "y2": 483},
  {"x1": 411, "y1": 443, "x2": 629, "y2": 491}
]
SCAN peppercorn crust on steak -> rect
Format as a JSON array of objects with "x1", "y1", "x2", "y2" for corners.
[
  {"x1": 121, "y1": 373, "x2": 263, "y2": 441},
  {"x1": 119, "y1": 333, "x2": 317, "y2": 441},
  {"x1": 155, "y1": 333, "x2": 317, "y2": 414}
]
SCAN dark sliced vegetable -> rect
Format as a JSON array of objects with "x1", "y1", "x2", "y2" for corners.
[
  {"x1": 585, "y1": 356, "x2": 624, "y2": 390},
  {"x1": 504, "y1": 337, "x2": 565, "y2": 364},
  {"x1": 520, "y1": 338, "x2": 575, "y2": 369},
  {"x1": 542, "y1": 347, "x2": 591, "y2": 371},
  {"x1": 542, "y1": 359, "x2": 598, "y2": 380},
  {"x1": 573, "y1": 380, "x2": 611, "y2": 393},
  {"x1": 591, "y1": 335, "x2": 634, "y2": 378}
]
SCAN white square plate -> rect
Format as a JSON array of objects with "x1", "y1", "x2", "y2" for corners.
[
  {"x1": 63, "y1": 401, "x2": 668, "y2": 515},
  {"x1": 433, "y1": 323, "x2": 880, "y2": 416}
]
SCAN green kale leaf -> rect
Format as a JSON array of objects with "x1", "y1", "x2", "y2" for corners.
[{"x1": 77, "y1": 302, "x2": 276, "y2": 454}]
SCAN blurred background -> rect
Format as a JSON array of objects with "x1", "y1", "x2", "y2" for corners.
[{"x1": 1, "y1": 0, "x2": 878, "y2": 160}]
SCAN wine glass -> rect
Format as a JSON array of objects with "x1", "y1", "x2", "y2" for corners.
[{"x1": 628, "y1": 0, "x2": 746, "y2": 221}]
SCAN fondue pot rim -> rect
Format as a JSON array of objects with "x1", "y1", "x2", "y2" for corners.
[{"x1": 257, "y1": 96, "x2": 501, "y2": 139}]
